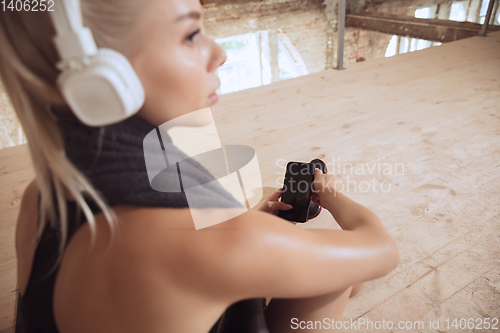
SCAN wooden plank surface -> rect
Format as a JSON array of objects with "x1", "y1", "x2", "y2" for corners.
[{"x1": 0, "y1": 31, "x2": 499, "y2": 331}]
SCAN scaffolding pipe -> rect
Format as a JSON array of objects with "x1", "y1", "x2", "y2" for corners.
[
  {"x1": 480, "y1": 0, "x2": 496, "y2": 36},
  {"x1": 335, "y1": 0, "x2": 346, "y2": 70}
]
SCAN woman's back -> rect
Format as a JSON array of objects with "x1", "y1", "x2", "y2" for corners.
[{"x1": 53, "y1": 205, "x2": 232, "y2": 333}]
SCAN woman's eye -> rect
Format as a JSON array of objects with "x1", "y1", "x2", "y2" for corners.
[{"x1": 186, "y1": 29, "x2": 200, "y2": 43}]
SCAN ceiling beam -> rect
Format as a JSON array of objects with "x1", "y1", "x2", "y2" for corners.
[{"x1": 346, "y1": 12, "x2": 500, "y2": 42}]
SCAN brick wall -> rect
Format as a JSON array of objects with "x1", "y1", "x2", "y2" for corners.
[{"x1": 204, "y1": 0, "x2": 395, "y2": 73}]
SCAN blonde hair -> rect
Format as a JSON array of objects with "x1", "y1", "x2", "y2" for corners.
[{"x1": 0, "y1": 0, "x2": 145, "y2": 271}]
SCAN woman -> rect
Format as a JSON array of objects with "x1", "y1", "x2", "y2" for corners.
[{"x1": 1, "y1": 0, "x2": 400, "y2": 332}]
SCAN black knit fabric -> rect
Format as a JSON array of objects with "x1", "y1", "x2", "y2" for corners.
[{"x1": 15, "y1": 105, "x2": 269, "y2": 333}]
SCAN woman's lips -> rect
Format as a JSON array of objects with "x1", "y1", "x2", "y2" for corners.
[{"x1": 208, "y1": 91, "x2": 219, "y2": 104}]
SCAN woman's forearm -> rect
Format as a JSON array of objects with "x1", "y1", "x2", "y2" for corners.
[
  {"x1": 321, "y1": 190, "x2": 386, "y2": 233},
  {"x1": 323, "y1": 190, "x2": 399, "y2": 270}
]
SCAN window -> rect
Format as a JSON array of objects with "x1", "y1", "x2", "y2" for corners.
[
  {"x1": 385, "y1": 6, "x2": 441, "y2": 57},
  {"x1": 215, "y1": 30, "x2": 308, "y2": 95},
  {"x1": 449, "y1": 1, "x2": 468, "y2": 21}
]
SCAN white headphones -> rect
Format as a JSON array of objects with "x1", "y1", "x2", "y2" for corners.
[{"x1": 49, "y1": 0, "x2": 145, "y2": 126}]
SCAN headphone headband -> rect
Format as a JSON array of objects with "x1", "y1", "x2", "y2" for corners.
[{"x1": 49, "y1": 0, "x2": 97, "y2": 61}]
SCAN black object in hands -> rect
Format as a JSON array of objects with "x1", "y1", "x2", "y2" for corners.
[{"x1": 278, "y1": 158, "x2": 327, "y2": 223}]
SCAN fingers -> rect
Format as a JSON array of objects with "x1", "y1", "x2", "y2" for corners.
[
  {"x1": 265, "y1": 198, "x2": 297, "y2": 225},
  {"x1": 315, "y1": 167, "x2": 323, "y2": 174},
  {"x1": 264, "y1": 200, "x2": 292, "y2": 214},
  {"x1": 267, "y1": 187, "x2": 284, "y2": 202},
  {"x1": 313, "y1": 168, "x2": 322, "y2": 186},
  {"x1": 269, "y1": 201, "x2": 292, "y2": 210}
]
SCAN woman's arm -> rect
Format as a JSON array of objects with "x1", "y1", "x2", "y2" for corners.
[
  {"x1": 146, "y1": 167, "x2": 399, "y2": 304},
  {"x1": 320, "y1": 188, "x2": 390, "y2": 233},
  {"x1": 172, "y1": 205, "x2": 399, "y2": 304}
]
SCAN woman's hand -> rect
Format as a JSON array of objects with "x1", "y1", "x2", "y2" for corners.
[
  {"x1": 311, "y1": 167, "x2": 337, "y2": 206},
  {"x1": 252, "y1": 188, "x2": 296, "y2": 224}
]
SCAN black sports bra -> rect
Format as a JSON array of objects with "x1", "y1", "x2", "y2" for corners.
[{"x1": 15, "y1": 190, "x2": 97, "y2": 333}]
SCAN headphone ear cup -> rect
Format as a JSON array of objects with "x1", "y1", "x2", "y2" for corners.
[
  {"x1": 56, "y1": 48, "x2": 145, "y2": 127},
  {"x1": 95, "y1": 48, "x2": 145, "y2": 109}
]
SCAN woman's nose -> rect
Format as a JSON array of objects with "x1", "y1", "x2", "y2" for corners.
[
  {"x1": 209, "y1": 41, "x2": 227, "y2": 72},
  {"x1": 219, "y1": 48, "x2": 227, "y2": 67}
]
